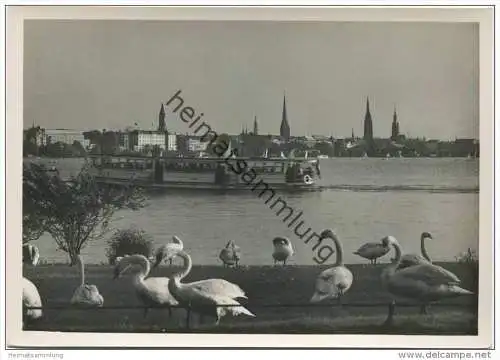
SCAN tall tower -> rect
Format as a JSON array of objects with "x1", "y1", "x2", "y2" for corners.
[
  {"x1": 363, "y1": 97, "x2": 373, "y2": 141},
  {"x1": 391, "y1": 106, "x2": 400, "y2": 140},
  {"x1": 158, "y1": 103, "x2": 166, "y2": 132},
  {"x1": 280, "y1": 94, "x2": 291, "y2": 141},
  {"x1": 253, "y1": 115, "x2": 259, "y2": 135}
]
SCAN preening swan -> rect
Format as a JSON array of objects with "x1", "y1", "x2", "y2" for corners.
[
  {"x1": 219, "y1": 240, "x2": 241, "y2": 267},
  {"x1": 23, "y1": 243, "x2": 40, "y2": 266},
  {"x1": 272, "y1": 237, "x2": 294, "y2": 265},
  {"x1": 166, "y1": 250, "x2": 255, "y2": 326},
  {"x1": 154, "y1": 236, "x2": 184, "y2": 266},
  {"x1": 23, "y1": 277, "x2": 43, "y2": 326},
  {"x1": 353, "y1": 241, "x2": 390, "y2": 264},
  {"x1": 70, "y1": 255, "x2": 104, "y2": 307},
  {"x1": 380, "y1": 235, "x2": 473, "y2": 324},
  {"x1": 310, "y1": 229, "x2": 353, "y2": 304},
  {"x1": 396, "y1": 232, "x2": 433, "y2": 269},
  {"x1": 114, "y1": 254, "x2": 178, "y2": 318}
]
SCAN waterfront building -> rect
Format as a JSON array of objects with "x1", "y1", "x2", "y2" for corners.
[
  {"x1": 128, "y1": 130, "x2": 177, "y2": 152},
  {"x1": 44, "y1": 129, "x2": 90, "y2": 148}
]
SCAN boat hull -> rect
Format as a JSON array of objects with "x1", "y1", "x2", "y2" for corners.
[{"x1": 93, "y1": 176, "x2": 320, "y2": 192}]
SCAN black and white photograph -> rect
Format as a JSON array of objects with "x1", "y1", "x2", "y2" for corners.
[{"x1": 4, "y1": 4, "x2": 494, "y2": 350}]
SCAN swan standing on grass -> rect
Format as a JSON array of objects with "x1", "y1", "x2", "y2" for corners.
[
  {"x1": 155, "y1": 236, "x2": 184, "y2": 266},
  {"x1": 395, "y1": 232, "x2": 434, "y2": 269},
  {"x1": 114, "y1": 254, "x2": 179, "y2": 319},
  {"x1": 70, "y1": 255, "x2": 104, "y2": 307},
  {"x1": 162, "y1": 250, "x2": 255, "y2": 326},
  {"x1": 22, "y1": 248, "x2": 42, "y2": 326},
  {"x1": 310, "y1": 229, "x2": 353, "y2": 304},
  {"x1": 219, "y1": 240, "x2": 241, "y2": 267},
  {"x1": 272, "y1": 237, "x2": 294, "y2": 265},
  {"x1": 380, "y1": 235, "x2": 473, "y2": 324},
  {"x1": 23, "y1": 277, "x2": 43, "y2": 326},
  {"x1": 23, "y1": 244, "x2": 40, "y2": 266},
  {"x1": 353, "y1": 241, "x2": 390, "y2": 264}
]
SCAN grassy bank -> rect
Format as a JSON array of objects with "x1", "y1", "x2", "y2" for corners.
[{"x1": 23, "y1": 262, "x2": 478, "y2": 334}]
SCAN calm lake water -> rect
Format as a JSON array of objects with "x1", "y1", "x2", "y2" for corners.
[{"x1": 30, "y1": 157, "x2": 479, "y2": 266}]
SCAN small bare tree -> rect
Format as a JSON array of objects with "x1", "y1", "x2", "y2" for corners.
[{"x1": 23, "y1": 162, "x2": 146, "y2": 265}]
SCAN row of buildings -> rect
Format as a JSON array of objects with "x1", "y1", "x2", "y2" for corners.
[{"x1": 24, "y1": 96, "x2": 478, "y2": 158}]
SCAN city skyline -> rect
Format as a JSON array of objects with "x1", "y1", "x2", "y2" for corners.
[{"x1": 24, "y1": 20, "x2": 479, "y2": 140}]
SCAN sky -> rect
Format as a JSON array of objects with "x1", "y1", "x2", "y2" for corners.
[{"x1": 23, "y1": 20, "x2": 479, "y2": 140}]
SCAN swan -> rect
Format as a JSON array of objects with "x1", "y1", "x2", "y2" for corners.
[
  {"x1": 353, "y1": 241, "x2": 390, "y2": 264},
  {"x1": 310, "y1": 229, "x2": 353, "y2": 304},
  {"x1": 22, "y1": 251, "x2": 42, "y2": 326},
  {"x1": 23, "y1": 277, "x2": 43, "y2": 326},
  {"x1": 272, "y1": 237, "x2": 294, "y2": 265},
  {"x1": 70, "y1": 255, "x2": 104, "y2": 307},
  {"x1": 166, "y1": 250, "x2": 255, "y2": 326},
  {"x1": 396, "y1": 232, "x2": 434, "y2": 269},
  {"x1": 23, "y1": 243, "x2": 40, "y2": 266},
  {"x1": 153, "y1": 236, "x2": 184, "y2": 266},
  {"x1": 380, "y1": 235, "x2": 474, "y2": 323},
  {"x1": 114, "y1": 254, "x2": 178, "y2": 318},
  {"x1": 219, "y1": 240, "x2": 241, "y2": 267}
]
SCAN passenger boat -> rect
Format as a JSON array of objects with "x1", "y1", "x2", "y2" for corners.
[{"x1": 87, "y1": 154, "x2": 321, "y2": 192}]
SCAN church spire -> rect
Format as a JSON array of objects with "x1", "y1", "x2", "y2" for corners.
[
  {"x1": 158, "y1": 103, "x2": 166, "y2": 132},
  {"x1": 391, "y1": 105, "x2": 400, "y2": 140},
  {"x1": 253, "y1": 115, "x2": 259, "y2": 135},
  {"x1": 363, "y1": 97, "x2": 373, "y2": 141},
  {"x1": 280, "y1": 93, "x2": 291, "y2": 141}
]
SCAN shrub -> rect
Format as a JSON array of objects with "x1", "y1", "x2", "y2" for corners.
[
  {"x1": 455, "y1": 248, "x2": 478, "y2": 264},
  {"x1": 106, "y1": 228, "x2": 154, "y2": 265}
]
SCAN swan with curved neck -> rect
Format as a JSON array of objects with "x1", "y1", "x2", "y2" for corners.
[
  {"x1": 166, "y1": 250, "x2": 255, "y2": 326},
  {"x1": 23, "y1": 244, "x2": 40, "y2": 266},
  {"x1": 380, "y1": 235, "x2": 473, "y2": 323},
  {"x1": 395, "y1": 232, "x2": 434, "y2": 269},
  {"x1": 70, "y1": 255, "x2": 104, "y2": 307},
  {"x1": 153, "y1": 236, "x2": 184, "y2": 267},
  {"x1": 310, "y1": 229, "x2": 353, "y2": 304},
  {"x1": 272, "y1": 237, "x2": 294, "y2": 265},
  {"x1": 219, "y1": 240, "x2": 241, "y2": 267},
  {"x1": 114, "y1": 254, "x2": 178, "y2": 319}
]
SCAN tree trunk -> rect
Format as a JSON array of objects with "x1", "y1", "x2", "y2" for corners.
[{"x1": 69, "y1": 250, "x2": 79, "y2": 266}]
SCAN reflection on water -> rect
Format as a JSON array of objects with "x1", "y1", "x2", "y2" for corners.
[{"x1": 30, "y1": 158, "x2": 479, "y2": 265}]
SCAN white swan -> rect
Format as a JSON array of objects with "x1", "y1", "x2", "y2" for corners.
[
  {"x1": 70, "y1": 255, "x2": 104, "y2": 307},
  {"x1": 23, "y1": 243, "x2": 40, "y2": 266},
  {"x1": 219, "y1": 240, "x2": 241, "y2": 267},
  {"x1": 310, "y1": 229, "x2": 353, "y2": 304},
  {"x1": 272, "y1": 237, "x2": 294, "y2": 265},
  {"x1": 353, "y1": 241, "x2": 390, "y2": 264},
  {"x1": 396, "y1": 232, "x2": 433, "y2": 269},
  {"x1": 166, "y1": 250, "x2": 255, "y2": 326},
  {"x1": 23, "y1": 277, "x2": 43, "y2": 326},
  {"x1": 114, "y1": 254, "x2": 178, "y2": 318},
  {"x1": 380, "y1": 235, "x2": 474, "y2": 324},
  {"x1": 22, "y1": 244, "x2": 43, "y2": 326},
  {"x1": 153, "y1": 236, "x2": 184, "y2": 267}
]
